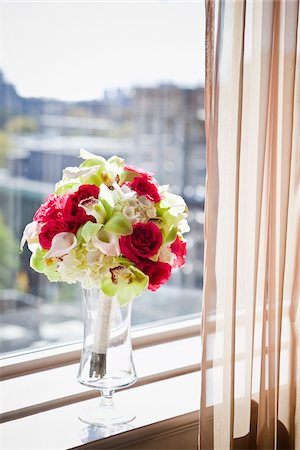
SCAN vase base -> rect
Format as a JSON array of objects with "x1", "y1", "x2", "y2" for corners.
[{"x1": 79, "y1": 404, "x2": 136, "y2": 426}]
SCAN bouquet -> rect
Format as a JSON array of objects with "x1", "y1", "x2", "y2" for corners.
[{"x1": 21, "y1": 150, "x2": 189, "y2": 376}]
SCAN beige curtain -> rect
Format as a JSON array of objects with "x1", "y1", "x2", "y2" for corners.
[{"x1": 200, "y1": 1, "x2": 300, "y2": 449}]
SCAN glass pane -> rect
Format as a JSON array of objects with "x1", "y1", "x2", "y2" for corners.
[{"x1": 0, "y1": 1, "x2": 205, "y2": 355}]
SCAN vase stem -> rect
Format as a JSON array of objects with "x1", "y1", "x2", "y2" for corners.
[{"x1": 101, "y1": 389, "x2": 114, "y2": 407}]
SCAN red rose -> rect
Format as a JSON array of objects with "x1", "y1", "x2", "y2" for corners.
[
  {"x1": 64, "y1": 197, "x2": 94, "y2": 223},
  {"x1": 124, "y1": 164, "x2": 154, "y2": 179},
  {"x1": 138, "y1": 260, "x2": 172, "y2": 291},
  {"x1": 119, "y1": 222, "x2": 162, "y2": 263},
  {"x1": 127, "y1": 176, "x2": 161, "y2": 203},
  {"x1": 63, "y1": 198, "x2": 96, "y2": 238},
  {"x1": 39, "y1": 219, "x2": 69, "y2": 249},
  {"x1": 170, "y1": 236, "x2": 187, "y2": 268},
  {"x1": 71, "y1": 184, "x2": 100, "y2": 204}
]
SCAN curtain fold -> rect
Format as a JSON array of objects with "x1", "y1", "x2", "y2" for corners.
[{"x1": 200, "y1": 1, "x2": 300, "y2": 449}]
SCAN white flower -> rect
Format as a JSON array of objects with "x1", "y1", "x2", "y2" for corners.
[
  {"x1": 62, "y1": 165, "x2": 99, "y2": 181},
  {"x1": 145, "y1": 206, "x2": 157, "y2": 219},
  {"x1": 135, "y1": 196, "x2": 157, "y2": 222},
  {"x1": 91, "y1": 229, "x2": 120, "y2": 256},
  {"x1": 46, "y1": 232, "x2": 77, "y2": 259},
  {"x1": 158, "y1": 184, "x2": 169, "y2": 195},
  {"x1": 57, "y1": 251, "x2": 85, "y2": 284},
  {"x1": 158, "y1": 245, "x2": 176, "y2": 265},
  {"x1": 111, "y1": 182, "x2": 136, "y2": 202},
  {"x1": 80, "y1": 149, "x2": 106, "y2": 163},
  {"x1": 86, "y1": 247, "x2": 105, "y2": 266},
  {"x1": 178, "y1": 218, "x2": 190, "y2": 234},
  {"x1": 122, "y1": 205, "x2": 140, "y2": 223},
  {"x1": 20, "y1": 221, "x2": 41, "y2": 251},
  {"x1": 161, "y1": 192, "x2": 186, "y2": 215}
]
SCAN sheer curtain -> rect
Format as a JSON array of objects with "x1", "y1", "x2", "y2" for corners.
[{"x1": 200, "y1": 1, "x2": 300, "y2": 449}]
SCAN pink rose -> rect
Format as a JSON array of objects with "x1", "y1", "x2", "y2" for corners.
[
  {"x1": 171, "y1": 236, "x2": 187, "y2": 268},
  {"x1": 127, "y1": 176, "x2": 161, "y2": 203},
  {"x1": 34, "y1": 194, "x2": 69, "y2": 223},
  {"x1": 35, "y1": 193, "x2": 96, "y2": 249},
  {"x1": 119, "y1": 222, "x2": 162, "y2": 263},
  {"x1": 138, "y1": 260, "x2": 172, "y2": 291},
  {"x1": 124, "y1": 164, "x2": 154, "y2": 179}
]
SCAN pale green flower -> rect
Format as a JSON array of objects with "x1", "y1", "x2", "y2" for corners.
[
  {"x1": 100, "y1": 264, "x2": 149, "y2": 305},
  {"x1": 30, "y1": 247, "x2": 61, "y2": 283},
  {"x1": 78, "y1": 150, "x2": 125, "y2": 186}
]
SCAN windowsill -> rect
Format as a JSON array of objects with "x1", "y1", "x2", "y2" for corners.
[
  {"x1": 0, "y1": 334, "x2": 201, "y2": 449},
  {"x1": 1, "y1": 371, "x2": 201, "y2": 450},
  {"x1": 1, "y1": 335, "x2": 201, "y2": 422}
]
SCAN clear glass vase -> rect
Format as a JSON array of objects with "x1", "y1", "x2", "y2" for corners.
[{"x1": 77, "y1": 288, "x2": 137, "y2": 426}]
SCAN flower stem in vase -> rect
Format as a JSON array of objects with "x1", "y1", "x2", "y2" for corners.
[{"x1": 90, "y1": 295, "x2": 113, "y2": 378}]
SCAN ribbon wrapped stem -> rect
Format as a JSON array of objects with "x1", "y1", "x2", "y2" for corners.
[{"x1": 89, "y1": 295, "x2": 113, "y2": 378}]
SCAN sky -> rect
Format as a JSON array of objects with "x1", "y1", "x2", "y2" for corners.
[{"x1": 0, "y1": 1, "x2": 205, "y2": 101}]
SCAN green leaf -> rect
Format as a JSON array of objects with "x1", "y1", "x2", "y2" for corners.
[
  {"x1": 81, "y1": 222, "x2": 102, "y2": 242},
  {"x1": 80, "y1": 173, "x2": 102, "y2": 186},
  {"x1": 99, "y1": 184, "x2": 114, "y2": 220},
  {"x1": 76, "y1": 226, "x2": 84, "y2": 244},
  {"x1": 30, "y1": 247, "x2": 48, "y2": 273},
  {"x1": 79, "y1": 159, "x2": 105, "y2": 169},
  {"x1": 93, "y1": 202, "x2": 107, "y2": 224},
  {"x1": 55, "y1": 182, "x2": 80, "y2": 196},
  {"x1": 104, "y1": 213, "x2": 133, "y2": 235},
  {"x1": 155, "y1": 202, "x2": 170, "y2": 218},
  {"x1": 165, "y1": 225, "x2": 178, "y2": 245},
  {"x1": 163, "y1": 210, "x2": 184, "y2": 225},
  {"x1": 101, "y1": 200, "x2": 113, "y2": 220}
]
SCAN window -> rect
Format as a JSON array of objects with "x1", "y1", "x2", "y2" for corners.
[{"x1": 0, "y1": 1, "x2": 205, "y2": 356}]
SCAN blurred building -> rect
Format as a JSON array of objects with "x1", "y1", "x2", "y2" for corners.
[
  {"x1": 0, "y1": 71, "x2": 23, "y2": 123},
  {"x1": 133, "y1": 85, "x2": 205, "y2": 189}
]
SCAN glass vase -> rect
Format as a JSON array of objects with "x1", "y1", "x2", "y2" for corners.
[{"x1": 77, "y1": 288, "x2": 137, "y2": 426}]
